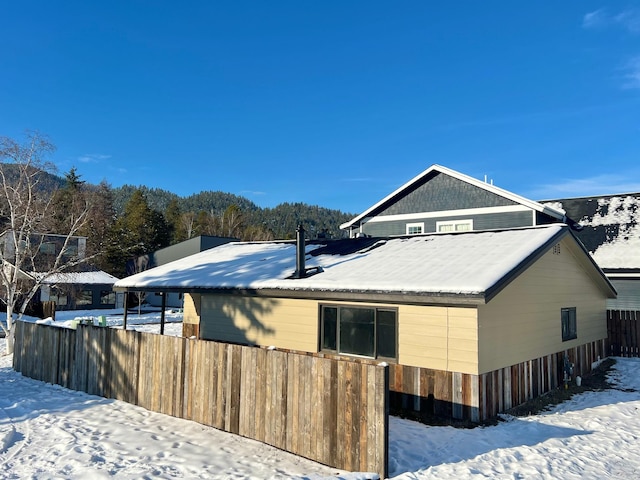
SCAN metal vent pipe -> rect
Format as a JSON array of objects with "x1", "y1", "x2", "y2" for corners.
[{"x1": 294, "y1": 224, "x2": 306, "y2": 279}]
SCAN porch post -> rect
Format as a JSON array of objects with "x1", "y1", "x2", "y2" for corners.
[
  {"x1": 160, "y1": 292, "x2": 166, "y2": 335},
  {"x1": 123, "y1": 292, "x2": 128, "y2": 330}
]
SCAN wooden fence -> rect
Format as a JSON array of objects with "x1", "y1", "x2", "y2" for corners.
[
  {"x1": 13, "y1": 322, "x2": 389, "y2": 478},
  {"x1": 608, "y1": 310, "x2": 640, "y2": 357},
  {"x1": 387, "y1": 338, "x2": 607, "y2": 422}
]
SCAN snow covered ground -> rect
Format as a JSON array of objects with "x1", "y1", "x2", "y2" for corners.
[{"x1": 2, "y1": 309, "x2": 640, "y2": 479}]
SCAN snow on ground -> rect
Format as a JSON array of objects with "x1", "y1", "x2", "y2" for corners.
[{"x1": 2, "y1": 309, "x2": 640, "y2": 479}]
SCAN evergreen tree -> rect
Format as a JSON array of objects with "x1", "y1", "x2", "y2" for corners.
[
  {"x1": 49, "y1": 167, "x2": 87, "y2": 235},
  {"x1": 84, "y1": 181, "x2": 117, "y2": 271},
  {"x1": 165, "y1": 198, "x2": 187, "y2": 243},
  {"x1": 103, "y1": 189, "x2": 170, "y2": 277}
]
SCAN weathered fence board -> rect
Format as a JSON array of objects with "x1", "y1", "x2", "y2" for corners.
[
  {"x1": 608, "y1": 310, "x2": 640, "y2": 357},
  {"x1": 12, "y1": 321, "x2": 388, "y2": 478}
]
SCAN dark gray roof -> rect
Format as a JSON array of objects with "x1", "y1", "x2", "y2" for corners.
[{"x1": 541, "y1": 193, "x2": 640, "y2": 271}]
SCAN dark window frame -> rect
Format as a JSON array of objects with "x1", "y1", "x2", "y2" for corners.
[
  {"x1": 319, "y1": 304, "x2": 398, "y2": 361},
  {"x1": 100, "y1": 290, "x2": 116, "y2": 305},
  {"x1": 76, "y1": 289, "x2": 94, "y2": 307},
  {"x1": 561, "y1": 307, "x2": 577, "y2": 341},
  {"x1": 50, "y1": 289, "x2": 68, "y2": 306}
]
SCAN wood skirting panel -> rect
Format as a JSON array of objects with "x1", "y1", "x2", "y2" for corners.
[
  {"x1": 182, "y1": 322, "x2": 199, "y2": 339},
  {"x1": 389, "y1": 338, "x2": 608, "y2": 422}
]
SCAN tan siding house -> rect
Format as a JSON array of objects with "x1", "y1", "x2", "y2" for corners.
[
  {"x1": 477, "y1": 235, "x2": 609, "y2": 374},
  {"x1": 115, "y1": 223, "x2": 615, "y2": 421}
]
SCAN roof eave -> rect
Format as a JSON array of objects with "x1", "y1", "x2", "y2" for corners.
[{"x1": 113, "y1": 285, "x2": 487, "y2": 306}]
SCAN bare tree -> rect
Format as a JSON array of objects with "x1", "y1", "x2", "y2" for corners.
[
  {"x1": 220, "y1": 204, "x2": 244, "y2": 238},
  {"x1": 0, "y1": 132, "x2": 92, "y2": 353},
  {"x1": 181, "y1": 211, "x2": 196, "y2": 239}
]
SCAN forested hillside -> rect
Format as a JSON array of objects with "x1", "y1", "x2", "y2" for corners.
[
  {"x1": 111, "y1": 185, "x2": 352, "y2": 241},
  {"x1": 0, "y1": 161, "x2": 354, "y2": 277}
]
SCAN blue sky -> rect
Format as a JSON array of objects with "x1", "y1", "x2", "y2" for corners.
[{"x1": 2, "y1": 2, "x2": 640, "y2": 213}]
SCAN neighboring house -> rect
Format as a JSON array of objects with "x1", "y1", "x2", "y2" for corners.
[
  {"x1": 114, "y1": 224, "x2": 615, "y2": 421},
  {"x1": 38, "y1": 269, "x2": 120, "y2": 310},
  {"x1": 0, "y1": 231, "x2": 118, "y2": 312},
  {"x1": 340, "y1": 164, "x2": 578, "y2": 238},
  {"x1": 541, "y1": 193, "x2": 640, "y2": 311},
  {"x1": 337, "y1": 163, "x2": 638, "y2": 312},
  {"x1": 127, "y1": 236, "x2": 238, "y2": 308}
]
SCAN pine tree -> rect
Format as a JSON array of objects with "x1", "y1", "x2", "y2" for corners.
[
  {"x1": 165, "y1": 198, "x2": 187, "y2": 243},
  {"x1": 49, "y1": 167, "x2": 87, "y2": 235},
  {"x1": 102, "y1": 189, "x2": 170, "y2": 277}
]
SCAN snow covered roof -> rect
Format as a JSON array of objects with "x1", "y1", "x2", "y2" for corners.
[
  {"x1": 340, "y1": 164, "x2": 567, "y2": 230},
  {"x1": 542, "y1": 193, "x2": 640, "y2": 271},
  {"x1": 114, "y1": 224, "x2": 611, "y2": 304},
  {"x1": 36, "y1": 270, "x2": 119, "y2": 285}
]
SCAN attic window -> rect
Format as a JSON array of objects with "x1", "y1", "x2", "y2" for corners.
[
  {"x1": 436, "y1": 219, "x2": 473, "y2": 233},
  {"x1": 406, "y1": 222, "x2": 424, "y2": 235}
]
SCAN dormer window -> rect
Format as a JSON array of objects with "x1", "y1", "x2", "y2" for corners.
[
  {"x1": 436, "y1": 219, "x2": 473, "y2": 233},
  {"x1": 406, "y1": 222, "x2": 424, "y2": 235}
]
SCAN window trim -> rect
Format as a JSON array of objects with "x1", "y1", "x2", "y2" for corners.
[
  {"x1": 436, "y1": 219, "x2": 473, "y2": 233},
  {"x1": 405, "y1": 222, "x2": 424, "y2": 235},
  {"x1": 561, "y1": 307, "x2": 577, "y2": 341},
  {"x1": 319, "y1": 304, "x2": 398, "y2": 361}
]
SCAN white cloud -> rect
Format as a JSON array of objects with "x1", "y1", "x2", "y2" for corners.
[
  {"x1": 582, "y1": 9, "x2": 607, "y2": 29},
  {"x1": 78, "y1": 153, "x2": 111, "y2": 163},
  {"x1": 531, "y1": 173, "x2": 640, "y2": 200},
  {"x1": 240, "y1": 190, "x2": 266, "y2": 196},
  {"x1": 622, "y1": 56, "x2": 640, "y2": 89},
  {"x1": 582, "y1": 8, "x2": 640, "y2": 33},
  {"x1": 615, "y1": 9, "x2": 640, "y2": 34}
]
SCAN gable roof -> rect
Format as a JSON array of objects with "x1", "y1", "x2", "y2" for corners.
[
  {"x1": 541, "y1": 193, "x2": 640, "y2": 272},
  {"x1": 114, "y1": 224, "x2": 614, "y2": 305},
  {"x1": 340, "y1": 164, "x2": 567, "y2": 230}
]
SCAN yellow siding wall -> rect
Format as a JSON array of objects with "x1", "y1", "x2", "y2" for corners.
[
  {"x1": 197, "y1": 294, "x2": 480, "y2": 374},
  {"x1": 397, "y1": 305, "x2": 478, "y2": 374},
  {"x1": 183, "y1": 293, "x2": 201, "y2": 325},
  {"x1": 199, "y1": 295, "x2": 319, "y2": 352},
  {"x1": 477, "y1": 237, "x2": 608, "y2": 374}
]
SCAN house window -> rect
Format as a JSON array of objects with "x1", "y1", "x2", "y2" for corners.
[
  {"x1": 436, "y1": 219, "x2": 473, "y2": 233},
  {"x1": 561, "y1": 307, "x2": 577, "y2": 341},
  {"x1": 50, "y1": 291, "x2": 68, "y2": 306},
  {"x1": 76, "y1": 289, "x2": 93, "y2": 306},
  {"x1": 63, "y1": 245, "x2": 78, "y2": 257},
  {"x1": 320, "y1": 304, "x2": 397, "y2": 360},
  {"x1": 406, "y1": 222, "x2": 424, "y2": 235},
  {"x1": 100, "y1": 290, "x2": 116, "y2": 305},
  {"x1": 39, "y1": 242, "x2": 56, "y2": 255}
]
